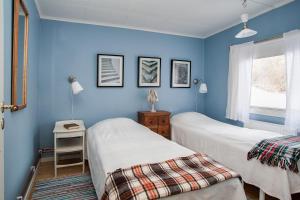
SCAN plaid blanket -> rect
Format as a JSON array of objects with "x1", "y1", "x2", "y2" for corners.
[
  {"x1": 101, "y1": 153, "x2": 239, "y2": 200},
  {"x1": 247, "y1": 135, "x2": 300, "y2": 173}
]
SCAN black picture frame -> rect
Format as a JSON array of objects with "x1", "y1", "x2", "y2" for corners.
[
  {"x1": 170, "y1": 59, "x2": 191, "y2": 88},
  {"x1": 137, "y1": 56, "x2": 161, "y2": 87},
  {"x1": 97, "y1": 54, "x2": 124, "y2": 87}
]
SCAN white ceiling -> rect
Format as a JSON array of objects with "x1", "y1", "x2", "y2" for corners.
[{"x1": 35, "y1": 0, "x2": 294, "y2": 38}]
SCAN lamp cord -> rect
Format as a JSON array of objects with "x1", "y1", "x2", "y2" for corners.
[
  {"x1": 70, "y1": 85, "x2": 74, "y2": 120},
  {"x1": 71, "y1": 93, "x2": 74, "y2": 120},
  {"x1": 195, "y1": 84, "x2": 198, "y2": 112}
]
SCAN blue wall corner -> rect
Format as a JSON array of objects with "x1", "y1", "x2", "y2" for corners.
[
  {"x1": 3, "y1": 0, "x2": 40, "y2": 199},
  {"x1": 203, "y1": 0, "x2": 300, "y2": 124}
]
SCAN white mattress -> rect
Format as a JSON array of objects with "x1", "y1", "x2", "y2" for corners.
[
  {"x1": 87, "y1": 117, "x2": 246, "y2": 200},
  {"x1": 171, "y1": 112, "x2": 300, "y2": 200}
]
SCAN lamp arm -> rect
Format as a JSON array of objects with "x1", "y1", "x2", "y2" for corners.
[{"x1": 193, "y1": 78, "x2": 205, "y2": 85}]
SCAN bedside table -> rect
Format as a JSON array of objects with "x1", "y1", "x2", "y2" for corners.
[
  {"x1": 138, "y1": 111, "x2": 171, "y2": 139},
  {"x1": 53, "y1": 120, "x2": 85, "y2": 177}
]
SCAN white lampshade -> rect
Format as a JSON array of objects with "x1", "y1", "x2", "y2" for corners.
[
  {"x1": 235, "y1": 13, "x2": 257, "y2": 38},
  {"x1": 235, "y1": 28, "x2": 257, "y2": 38},
  {"x1": 199, "y1": 83, "x2": 208, "y2": 94},
  {"x1": 71, "y1": 81, "x2": 84, "y2": 95}
]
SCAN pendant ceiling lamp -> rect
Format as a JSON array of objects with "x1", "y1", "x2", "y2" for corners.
[{"x1": 235, "y1": 0, "x2": 257, "y2": 38}]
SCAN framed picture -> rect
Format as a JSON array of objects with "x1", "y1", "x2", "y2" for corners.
[
  {"x1": 97, "y1": 54, "x2": 124, "y2": 87},
  {"x1": 138, "y1": 57, "x2": 161, "y2": 87},
  {"x1": 171, "y1": 60, "x2": 191, "y2": 88}
]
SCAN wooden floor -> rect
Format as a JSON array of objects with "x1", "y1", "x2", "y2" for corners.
[{"x1": 31, "y1": 161, "x2": 300, "y2": 200}]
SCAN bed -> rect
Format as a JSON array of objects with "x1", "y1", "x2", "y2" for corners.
[
  {"x1": 87, "y1": 117, "x2": 246, "y2": 200},
  {"x1": 171, "y1": 112, "x2": 300, "y2": 200}
]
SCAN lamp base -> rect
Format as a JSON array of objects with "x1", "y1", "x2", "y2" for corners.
[{"x1": 150, "y1": 104, "x2": 156, "y2": 112}]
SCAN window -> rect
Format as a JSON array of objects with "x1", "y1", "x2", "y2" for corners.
[
  {"x1": 250, "y1": 39, "x2": 286, "y2": 117},
  {"x1": 250, "y1": 55, "x2": 286, "y2": 109}
]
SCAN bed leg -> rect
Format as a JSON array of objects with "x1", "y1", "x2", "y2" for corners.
[{"x1": 259, "y1": 189, "x2": 265, "y2": 200}]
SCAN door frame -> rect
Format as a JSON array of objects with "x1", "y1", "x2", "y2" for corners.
[{"x1": 0, "y1": 0, "x2": 5, "y2": 199}]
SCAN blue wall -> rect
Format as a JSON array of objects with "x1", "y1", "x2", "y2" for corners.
[
  {"x1": 38, "y1": 20, "x2": 205, "y2": 148},
  {"x1": 204, "y1": 0, "x2": 300, "y2": 125},
  {"x1": 3, "y1": 0, "x2": 40, "y2": 199}
]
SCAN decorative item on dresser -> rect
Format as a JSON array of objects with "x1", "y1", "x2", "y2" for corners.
[
  {"x1": 147, "y1": 89, "x2": 158, "y2": 112},
  {"x1": 53, "y1": 120, "x2": 86, "y2": 177},
  {"x1": 138, "y1": 111, "x2": 171, "y2": 139}
]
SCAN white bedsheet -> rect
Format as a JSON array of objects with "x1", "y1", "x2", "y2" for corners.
[
  {"x1": 171, "y1": 112, "x2": 300, "y2": 200},
  {"x1": 87, "y1": 117, "x2": 246, "y2": 200}
]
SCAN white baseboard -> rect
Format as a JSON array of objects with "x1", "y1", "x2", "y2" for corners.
[
  {"x1": 16, "y1": 159, "x2": 41, "y2": 200},
  {"x1": 24, "y1": 160, "x2": 40, "y2": 200},
  {"x1": 18, "y1": 153, "x2": 88, "y2": 200}
]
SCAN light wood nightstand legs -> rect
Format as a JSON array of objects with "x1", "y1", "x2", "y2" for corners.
[
  {"x1": 54, "y1": 135, "x2": 57, "y2": 177},
  {"x1": 82, "y1": 135, "x2": 85, "y2": 174}
]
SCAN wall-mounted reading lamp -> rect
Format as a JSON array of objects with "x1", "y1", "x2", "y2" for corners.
[
  {"x1": 68, "y1": 75, "x2": 84, "y2": 119},
  {"x1": 193, "y1": 79, "x2": 208, "y2": 112},
  {"x1": 193, "y1": 79, "x2": 208, "y2": 94}
]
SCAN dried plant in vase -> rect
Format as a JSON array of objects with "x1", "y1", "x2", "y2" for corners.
[{"x1": 147, "y1": 89, "x2": 158, "y2": 112}]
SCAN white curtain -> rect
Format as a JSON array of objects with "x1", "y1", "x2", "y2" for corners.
[
  {"x1": 226, "y1": 42, "x2": 254, "y2": 123},
  {"x1": 284, "y1": 30, "x2": 300, "y2": 135}
]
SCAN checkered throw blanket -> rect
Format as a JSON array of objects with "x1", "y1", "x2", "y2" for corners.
[
  {"x1": 101, "y1": 153, "x2": 239, "y2": 200},
  {"x1": 247, "y1": 135, "x2": 300, "y2": 173}
]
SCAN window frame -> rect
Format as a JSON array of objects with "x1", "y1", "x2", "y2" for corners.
[{"x1": 250, "y1": 106, "x2": 285, "y2": 118}]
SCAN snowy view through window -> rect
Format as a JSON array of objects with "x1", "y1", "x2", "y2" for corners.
[{"x1": 250, "y1": 55, "x2": 286, "y2": 110}]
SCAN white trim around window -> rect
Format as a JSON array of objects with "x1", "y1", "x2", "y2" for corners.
[
  {"x1": 250, "y1": 106, "x2": 285, "y2": 118},
  {"x1": 245, "y1": 119, "x2": 290, "y2": 135}
]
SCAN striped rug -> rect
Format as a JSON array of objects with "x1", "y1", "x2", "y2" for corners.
[
  {"x1": 32, "y1": 173, "x2": 255, "y2": 200},
  {"x1": 32, "y1": 173, "x2": 97, "y2": 200}
]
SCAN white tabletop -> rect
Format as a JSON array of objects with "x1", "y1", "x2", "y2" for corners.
[{"x1": 53, "y1": 120, "x2": 85, "y2": 133}]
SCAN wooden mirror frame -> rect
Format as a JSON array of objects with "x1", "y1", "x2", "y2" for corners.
[{"x1": 11, "y1": 0, "x2": 29, "y2": 111}]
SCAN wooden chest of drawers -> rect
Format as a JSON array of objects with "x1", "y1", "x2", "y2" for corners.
[{"x1": 138, "y1": 111, "x2": 171, "y2": 139}]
